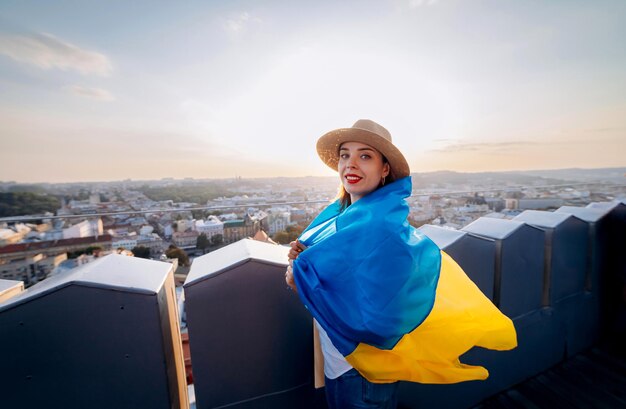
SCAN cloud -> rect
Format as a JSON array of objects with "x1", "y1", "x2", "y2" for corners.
[
  {"x1": 65, "y1": 85, "x2": 115, "y2": 101},
  {"x1": 430, "y1": 137, "x2": 613, "y2": 154},
  {"x1": 0, "y1": 32, "x2": 112, "y2": 76},
  {"x1": 431, "y1": 141, "x2": 539, "y2": 153},
  {"x1": 223, "y1": 12, "x2": 261, "y2": 34}
]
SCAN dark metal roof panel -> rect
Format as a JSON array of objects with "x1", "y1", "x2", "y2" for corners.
[
  {"x1": 462, "y1": 217, "x2": 530, "y2": 240},
  {"x1": 418, "y1": 224, "x2": 466, "y2": 249},
  {"x1": 184, "y1": 239, "x2": 289, "y2": 287},
  {"x1": 555, "y1": 206, "x2": 610, "y2": 222},
  {"x1": 0, "y1": 254, "x2": 172, "y2": 311},
  {"x1": 513, "y1": 210, "x2": 572, "y2": 229}
]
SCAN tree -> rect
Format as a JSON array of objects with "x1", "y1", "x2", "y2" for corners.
[
  {"x1": 191, "y1": 209, "x2": 207, "y2": 220},
  {"x1": 210, "y1": 234, "x2": 223, "y2": 247},
  {"x1": 67, "y1": 245, "x2": 104, "y2": 259},
  {"x1": 196, "y1": 233, "x2": 210, "y2": 254},
  {"x1": 7, "y1": 184, "x2": 48, "y2": 194},
  {"x1": 132, "y1": 245, "x2": 151, "y2": 259},
  {"x1": 0, "y1": 192, "x2": 60, "y2": 217},
  {"x1": 272, "y1": 231, "x2": 290, "y2": 244},
  {"x1": 85, "y1": 245, "x2": 103, "y2": 255},
  {"x1": 271, "y1": 224, "x2": 306, "y2": 244},
  {"x1": 136, "y1": 182, "x2": 234, "y2": 204},
  {"x1": 165, "y1": 245, "x2": 190, "y2": 267}
]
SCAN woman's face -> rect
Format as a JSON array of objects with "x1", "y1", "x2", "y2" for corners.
[{"x1": 338, "y1": 141, "x2": 390, "y2": 203}]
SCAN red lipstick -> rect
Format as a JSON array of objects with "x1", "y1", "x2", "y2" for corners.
[{"x1": 345, "y1": 174, "x2": 362, "y2": 184}]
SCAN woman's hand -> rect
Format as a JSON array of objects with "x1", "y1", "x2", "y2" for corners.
[
  {"x1": 285, "y1": 260, "x2": 298, "y2": 292},
  {"x1": 286, "y1": 240, "x2": 306, "y2": 292},
  {"x1": 288, "y1": 240, "x2": 306, "y2": 260}
]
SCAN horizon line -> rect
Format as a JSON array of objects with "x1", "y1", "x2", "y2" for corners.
[{"x1": 1, "y1": 165, "x2": 625, "y2": 185}]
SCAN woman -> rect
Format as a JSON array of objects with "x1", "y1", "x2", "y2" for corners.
[{"x1": 285, "y1": 120, "x2": 516, "y2": 409}]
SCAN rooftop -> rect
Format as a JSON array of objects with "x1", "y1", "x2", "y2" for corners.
[
  {"x1": 0, "y1": 199, "x2": 624, "y2": 408},
  {"x1": 472, "y1": 346, "x2": 626, "y2": 409}
]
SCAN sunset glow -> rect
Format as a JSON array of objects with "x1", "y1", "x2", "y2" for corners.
[{"x1": 1, "y1": 1, "x2": 625, "y2": 183}]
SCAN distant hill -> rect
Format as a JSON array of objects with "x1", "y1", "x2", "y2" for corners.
[
  {"x1": 505, "y1": 167, "x2": 626, "y2": 182},
  {"x1": 410, "y1": 167, "x2": 626, "y2": 188},
  {"x1": 1, "y1": 167, "x2": 623, "y2": 190}
]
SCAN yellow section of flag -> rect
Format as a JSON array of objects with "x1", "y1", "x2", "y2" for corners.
[{"x1": 346, "y1": 251, "x2": 517, "y2": 384}]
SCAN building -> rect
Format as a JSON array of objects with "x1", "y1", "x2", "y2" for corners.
[
  {"x1": 89, "y1": 193, "x2": 101, "y2": 204},
  {"x1": 163, "y1": 224, "x2": 174, "y2": 239},
  {"x1": 289, "y1": 208, "x2": 308, "y2": 224},
  {"x1": 139, "y1": 225, "x2": 154, "y2": 235},
  {"x1": 136, "y1": 234, "x2": 165, "y2": 256},
  {"x1": 195, "y1": 216, "x2": 224, "y2": 239},
  {"x1": 222, "y1": 215, "x2": 260, "y2": 243},
  {"x1": 485, "y1": 198, "x2": 505, "y2": 212},
  {"x1": 172, "y1": 230, "x2": 200, "y2": 249},
  {"x1": 0, "y1": 223, "x2": 35, "y2": 245},
  {"x1": 63, "y1": 219, "x2": 103, "y2": 239},
  {"x1": 0, "y1": 253, "x2": 67, "y2": 285},
  {"x1": 247, "y1": 210, "x2": 269, "y2": 232},
  {"x1": 506, "y1": 198, "x2": 564, "y2": 210},
  {"x1": 250, "y1": 230, "x2": 277, "y2": 245},
  {"x1": 175, "y1": 219, "x2": 195, "y2": 233},
  {"x1": 519, "y1": 198, "x2": 564, "y2": 210},
  {"x1": 454, "y1": 204, "x2": 490, "y2": 213},
  {"x1": 268, "y1": 211, "x2": 291, "y2": 234},
  {"x1": 0, "y1": 228, "x2": 21, "y2": 245},
  {"x1": 0, "y1": 235, "x2": 113, "y2": 260},
  {"x1": 112, "y1": 237, "x2": 138, "y2": 251}
]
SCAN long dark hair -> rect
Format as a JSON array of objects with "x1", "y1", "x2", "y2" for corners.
[{"x1": 337, "y1": 155, "x2": 394, "y2": 210}]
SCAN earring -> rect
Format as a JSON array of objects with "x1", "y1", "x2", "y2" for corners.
[{"x1": 381, "y1": 177, "x2": 386, "y2": 186}]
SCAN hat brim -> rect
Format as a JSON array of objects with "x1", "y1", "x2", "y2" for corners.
[{"x1": 316, "y1": 128, "x2": 410, "y2": 179}]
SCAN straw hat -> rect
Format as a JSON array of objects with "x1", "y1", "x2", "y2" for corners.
[{"x1": 316, "y1": 119, "x2": 410, "y2": 179}]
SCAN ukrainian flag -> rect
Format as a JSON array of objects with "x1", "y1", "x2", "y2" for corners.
[{"x1": 293, "y1": 177, "x2": 517, "y2": 384}]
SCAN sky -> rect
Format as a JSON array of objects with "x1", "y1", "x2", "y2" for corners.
[{"x1": 0, "y1": 0, "x2": 625, "y2": 183}]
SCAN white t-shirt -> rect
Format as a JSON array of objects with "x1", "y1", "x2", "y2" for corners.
[{"x1": 315, "y1": 319, "x2": 353, "y2": 379}]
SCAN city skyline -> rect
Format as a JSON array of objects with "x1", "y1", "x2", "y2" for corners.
[{"x1": 1, "y1": 1, "x2": 625, "y2": 183}]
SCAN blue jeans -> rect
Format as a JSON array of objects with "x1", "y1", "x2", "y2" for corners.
[{"x1": 325, "y1": 368, "x2": 399, "y2": 409}]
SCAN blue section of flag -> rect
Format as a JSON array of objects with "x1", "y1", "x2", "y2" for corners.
[{"x1": 293, "y1": 176, "x2": 441, "y2": 356}]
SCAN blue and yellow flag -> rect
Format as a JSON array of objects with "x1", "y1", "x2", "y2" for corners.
[{"x1": 293, "y1": 176, "x2": 517, "y2": 384}]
